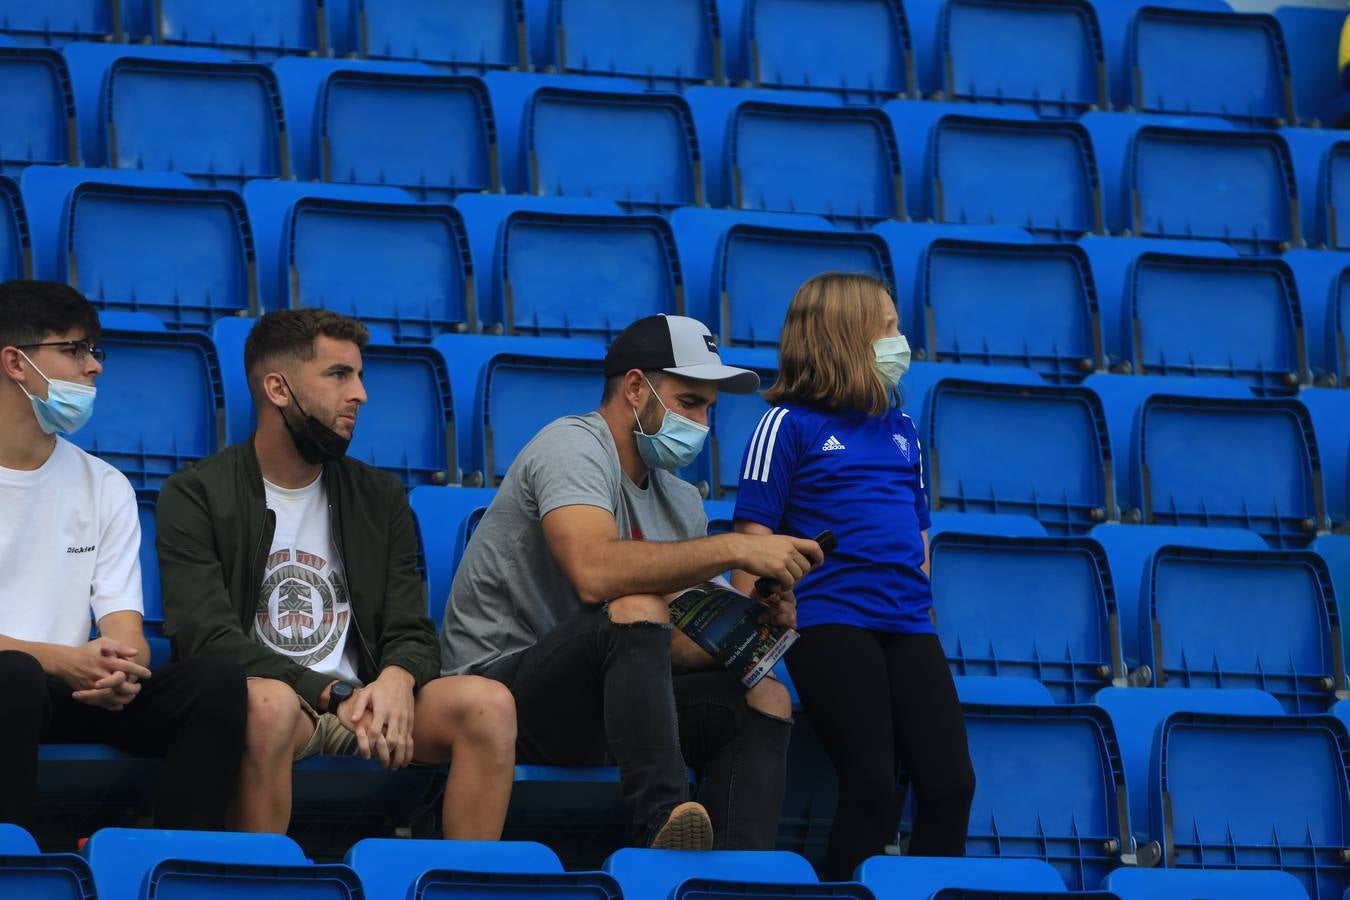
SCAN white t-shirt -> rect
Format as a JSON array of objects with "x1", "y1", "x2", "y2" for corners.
[
  {"x1": 252, "y1": 474, "x2": 361, "y2": 686},
  {"x1": 0, "y1": 437, "x2": 143, "y2": 647}
]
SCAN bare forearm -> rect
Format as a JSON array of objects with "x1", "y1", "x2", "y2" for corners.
[
  {"x1": 577, "y1": 533, "x2": 746, "y2": 603},
  {"x1": 0, "y1": 635, "x2": 70, "y2": 676}
]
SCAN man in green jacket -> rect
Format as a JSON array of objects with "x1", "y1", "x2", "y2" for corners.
[{"x1": 158, "y1": 309, "x2": 515, "y2": 836}]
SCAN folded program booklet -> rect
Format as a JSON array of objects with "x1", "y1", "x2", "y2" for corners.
[{"x1": 668, "y1": 582, "x2": 797, "y2": 689}]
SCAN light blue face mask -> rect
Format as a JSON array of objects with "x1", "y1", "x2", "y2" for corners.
[
  {"x1": 17, "y1": 350, "x2": 97, "y2": 435},
  {"x1": 633, "y1": 377, "x2": 709, "y2": 471},
  {"x1": 873, "y1": 335, "x2": 912, "y2": 387}
]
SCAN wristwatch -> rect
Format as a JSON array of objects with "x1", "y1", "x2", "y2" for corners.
[{"x1": 327, "y1": 682, "x2": 355, "y2": 714}]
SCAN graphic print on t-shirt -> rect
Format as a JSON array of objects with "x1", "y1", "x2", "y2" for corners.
[{"x1": 255, "y1": 547, "x2": 351, "y2": 667}]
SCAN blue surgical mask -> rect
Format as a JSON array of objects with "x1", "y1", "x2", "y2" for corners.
[
  {"x1": 633, "y1": 377, "x2": 708, "y2": 471},
  {"x1": 873, "y1": 335, "x2": 911, "y2": 387},
  {"x1": 17, "y1": 350, "x2": 97, "y2": 435}
]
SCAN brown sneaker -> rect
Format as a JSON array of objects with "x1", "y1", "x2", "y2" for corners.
[{"x1": 648, "y1": 801, "x2": 714, "y2": 850}]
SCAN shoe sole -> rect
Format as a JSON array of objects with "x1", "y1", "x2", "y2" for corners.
[{"x1": 649, "y1": 801, "x2": 714, "y2": 851}]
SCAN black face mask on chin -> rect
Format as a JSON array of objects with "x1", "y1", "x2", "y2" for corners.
[{"x1": 278, "y1": 375, "x2": 351, "y2": 465}]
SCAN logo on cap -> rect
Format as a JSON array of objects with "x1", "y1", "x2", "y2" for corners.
[{"x1": 703, "y1": 334, "x2": 718, "y2": 353}]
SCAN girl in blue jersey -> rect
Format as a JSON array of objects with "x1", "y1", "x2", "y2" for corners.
[{"x1": 731, "y1": 272, "x2": 974, "y2": 879}]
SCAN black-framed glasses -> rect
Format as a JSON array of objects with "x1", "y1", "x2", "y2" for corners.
[{"x1": 16, "y1": 340, "x2": 106, "y2": 364}]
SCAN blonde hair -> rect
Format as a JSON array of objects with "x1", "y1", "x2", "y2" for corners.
[{"x1": 764, "y1": 272, "x2": 896, "y2": 417}]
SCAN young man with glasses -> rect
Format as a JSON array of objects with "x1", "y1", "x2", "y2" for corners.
[{"x1": 0, "y1": 280, "x2": 247, "y2": 832}]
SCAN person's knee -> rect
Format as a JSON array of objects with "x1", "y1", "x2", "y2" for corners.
[
  {"x1": 243, "y1": 678, "x2": 305, "y2": 760},
  {"x1": 0, "y1": 651, "x2": 49, "y2": 720},
  {"x1": 746, "y1": 677, "x2": 792, "y2": 721},
  {"x1": 439, "y1": 676, "x2": 517, "y2": 756},
  {"x1": 606, "y1": 594, "x2": 671, "y2": 626}
]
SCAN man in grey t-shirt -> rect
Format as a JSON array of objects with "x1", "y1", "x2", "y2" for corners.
[{"x1": 441, "y1": 315, "x2": 822, "y2": 851}]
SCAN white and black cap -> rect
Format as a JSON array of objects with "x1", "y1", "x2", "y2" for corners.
[{"x1": 604, "y1": 315, "x2": 760, "y2": 394}]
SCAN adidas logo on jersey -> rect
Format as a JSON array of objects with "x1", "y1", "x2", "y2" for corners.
[{"x1": 821, "y1": 435, "x2": 846, "y2": 452}]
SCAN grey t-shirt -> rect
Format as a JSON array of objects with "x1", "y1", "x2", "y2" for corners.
[{"x1": 440, "y1": 411, "x2": 707, "y2": 675}]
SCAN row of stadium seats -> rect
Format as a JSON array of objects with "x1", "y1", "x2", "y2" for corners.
[
  {"x1": 7, "y1": 171, "x2": 1350, "y2": 393},
  {"x1": 3, "y1": 43, "x2": 1350, "y2": 247},
  {"x1": 0, "y1": 0, "x2": 1342, "y2": 129},
  {"x1": 16, "y1": 684, "x2": 1350, "y2": 898}
]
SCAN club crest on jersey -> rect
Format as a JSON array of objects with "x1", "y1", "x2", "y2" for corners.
[{"x1": 892, "y1": 434, "x2": 911, "y2": 460}]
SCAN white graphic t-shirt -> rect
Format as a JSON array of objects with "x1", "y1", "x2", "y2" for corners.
[{"x1": 253, "y1": 474, "x2": 361, "y2": 686}]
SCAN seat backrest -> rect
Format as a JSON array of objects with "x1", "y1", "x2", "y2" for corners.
[
  {"x1": 0, "y1": 175, "x2": 30, "y2": 280},
  {"x1": 931, "y1": 533, "x2": 1121, "y2": 703},
  {"x1": 929, "y1": 115, "x2": 1101, "y2": 239},
  {"x1": 407, "y1": 487, "x2": 499, "y2": 625},
  {"x1": 359, "y1": 0, "x2": 525, "y2": 71},
  {"x1": 1128, "y1": 126, "x2": 1298, "y2": 255},
  {"x1": 1145, "y1": 546, "x2": 1342, "y2": 713},
  {"x1": 86, "y1": 828, "x2": 309, "y2": 900},
  {"x1": 549, "y1": 0, "x2": 721, "y2": 90},
  {"x1": 1103, "y1": 867, "x2": 1310, "y2": 900},
  {"x1": 349, "y1": 343, "x2": 456, "y2": 489},
  {"x1": 496, "y1": 210, "x2": 681, "y2": 339},
  {"x1": 154, "y1": 0, "x2": 321, "y2": 59},
  {"x1": 1129, "y1": 8, "x2": 1293, "y2": 127},
  {"x1": 924, "y1": 378, "x2": 1114, "y2": 535},
  {"x1": 287, "y1": 198, "x2": 474, "y2": 341},
  {"x1": 136, "y1": 493, "x2": 162, "y2": 628},
  {"x1": 319, "y1": 71, "x2": 496, "y2": 201},
  {"x1": 942, "y1": 0, "x2": 1107, "y2": 117},
  {"x1": 1136, "y1": 395, "x2": 1322, "y2": 547},
  {"x1": 921, "y1": 238, "x2": 1101, "y2": 383},
  {"x1": 856, "y1": 857, "x2": 1066, "y2": 899},
  {"x1": 745, "y1": 0, "x2": 913, "y2": 104},
  {"x1": 483, "y1": 355, "x2": 605, "y2": 484},
  {"x1": 1127, "y1": 253, "x2": 1304, "y2": 393},
  {"x1": 0, "y1": 0, "x2": 118, "y2": 45},
  {"x1": 709, "y1": 352, "x2": 778, "y2": 499},
  {"x1": 716, "y1": 224, "x2": 893, "y2": 348},
  {"x1": 66, "y1": 182, "x2": 256, "y2": 330},
  {"x1": 0, "y1": 47, "x2": 76, "y2": 173},
  {"x1": 1323, "y1": 141, "x2": 1350, "y2": 251},
  {"x1": 603, "y1": 849, "x2": 818, "y2": 900},
  {"x1": 730, "y1": 101, "x2": 902, "y2": 226},
  {"x1": 105, "y1": 57, "x2": 286, "y2": 188}
]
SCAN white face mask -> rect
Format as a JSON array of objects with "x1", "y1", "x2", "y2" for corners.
[
  {"x1": 633, "y1": 376, "x2": 709, "y2": 471},
  {"x1": 873, "y1": 335, "x2": 911, "y2": 387},
  {"x1": 15, "y1": 350, "x2": 97, "y2": 435}
]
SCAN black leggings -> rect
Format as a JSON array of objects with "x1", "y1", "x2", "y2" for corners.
[{"x1": 785, "y1": 626, "x2": 975, "y2": 880}]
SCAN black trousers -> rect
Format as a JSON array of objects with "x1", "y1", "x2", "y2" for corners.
[
  {"x1": 0, "y1": 650, "x2": 247, "y2": 832},
  {"x1": 485, "y1": 603, "x2": 791, "y2": 849},
  {"x1": 785, "y1": 626, "x2": 976, "y2": 880}
]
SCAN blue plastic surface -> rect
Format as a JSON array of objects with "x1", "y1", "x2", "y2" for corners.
[
  {"x1": 136, "y1": 492, "x2": 162, "y2": 629},
  {"x1": 414, "y1": 869, "x2": 623, "y2": 900},
  {"x1": 1129, "y1": 8, "x2": 1292, "y2": 126},
  {"x1": 359, "y1": 0, "x2": 526, "y2": 71},
  {"x1": 1301, "y1": 388, "x2": 1350, "y2": 531},
  {"x1": 854, "y1": 857, "x2": 1067, "y2": 899},
  {"x1": 0, "y1": 48, "x2": 76, "y2": 173},
  {"x1": 953, "y1": 675, "x2": 1056, "y2": 706},
  {"x1": 408, "y1": 486, "x2": 499, "y2": 624},
  {"x1": 923, "y1": 377, "x2": 1114, "y2": 536},
  {"x1": 1322, "y1": 141, "x2": 1350, "y2": 251},
  {"x1": 745, "y1": 0, "x2": 912, "y2": 104},
  {"x1": 318, "y1": 70, "x2": 497, "y2": 201},
  {"x1": 85, "y1": 828, "x2": 310, "y2": 900},
  {"x1": 0, "y1": 1, "x2": 118, "y2": 45},
  {"x1": 1128, "y1": 125, "x2": 1298, "y2": 254},
  {"x1": 71, "y1": 328, "x2": 223, "y2": 491},
  {"x1": 548, "y1": 0, "x2": 721, "y2": 90},
  {"x1": 142, "y1": 858, "x2": 363, "y2": 899},
  {"x1": 1153, "y1": 712, "x2": 1350, "y2": 900},
  {"x1": 495, "y1": 210, "x2": 682, "y2": 339},
  {"x1": 928, "y1": 115, "x2": 1101, "y2": 238},
  {"x1": 729, "y1": 100, "x2": 901, "y2": 227},
  {"x1": 0, "y1": 175, "x2": 29, "y2": 280},
  {"x1": 349, "y1": 341, "x2": 457, "y2": 488},
  {"x1": 154, "y1": 0, "x2": 321, "y2": 59},
  {"x1": 709, "y1": 346, "x2": 777, "y2": 499},
  {"x1": 604, "y1": 849, "x2": 819, "y2": 900},
  {"x1": 526, "y1": 85, "x2": 702, "y2": 210},
  {"x1": 927, "y1": 512, "x2": 1048, "y2": 540},
  {"x1": 942, "y1": 0, "x2": 1106, "y2": 118},
  {"x1": 920, "y1": 238, "x2": 1101, "y2": 382},
  {"x1": 348, "y1": 838, "x2": 563, "y2": 900},
  {"x1": 1276, "y1": 5, "x2": 1345, "y2": 128},
  {"x1": 931, "y1": 533, "x2": 1122, "y2": 703},
  {"x1": 674, "y1": 880, "x2": 874, "y2": 900},
  {"x1": 0, "y1": 851, "x2": 96, "y2": 900},
  {"x1": 1103, "y1": 867, "x2": 1309, "y2": 900}
]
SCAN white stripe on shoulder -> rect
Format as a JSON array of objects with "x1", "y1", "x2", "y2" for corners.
[
  {"x1": 754, "y1": 407, "x2": 790, "y2": 482},
  {"x1": 748, "y1": 407, "x2": 787, "y2": 482},
  {"x1": 915, "y1": 435, "x2": 925, "y2": 490},
  {"x1": 742, "y1": 407, "x2": 779, "y2": 480}
]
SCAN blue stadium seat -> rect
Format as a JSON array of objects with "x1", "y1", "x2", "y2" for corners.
[
  {"x1": 941, "y1": 0, "x2": 1107, "y2": 118},
  {"x1": 1300, "y1": 388, "x2": 1350, "y2": 533},
  {"x1": 743, "y1": 0, "x2": 913, "y2": 104},
  {"x1": 74, "y1": 324, "x2": 223, "y2": 491},
  {"x1": 1126, "y1": 125, "x2": 1298, "y2": 254},
  {"x1": 351, "y1": 338, "x2": 458, "y2": 489},
  {"x1": 356, "y1": 0, "x2": 526, "y2": 71},
  {"x1": 152, "y1": 0, "x2": 321, "y2": 59},
  {"x1": 703, "y1": 498, "x2": 735, "y2": 535},
  {"x1": 1320, "y1": 140, "x2": 1350, "y2": 250},
  {"x1": 709, "y1": 346, "x2": 777, "y2": 499},
  {"x1": 408, "y1": 486, "x2": 497, "y2": 624},
  {"x1": 1151, "y1": 712, "x2": 1350, "y2": 900},
  {"x1": 22, "y1": 168, "x2": 257, "y2": 330},
  {"x1": 921, "y1": 376, "x2": 1115, "y2": 536},
  {"x1": 543, "y1": 0, "x2": 722, "y2": 90},
  {"x1": 523, "y1": 84, "x2": 702, "y2": 211},
  {"x1": 953, "y1": 675, "x2": 1057, "y2": 706},
  {"x1": 347, "y1": 838, "x2": 575, "y2": 900},
  {"x1": 604, "y1": 848, "x2": 819, "y2": 900},
  {"x1": 487, "y1": 209, "x2": 683, "y2": 339},
  {"x1": 85, "y1": 828, "x2": 358, "y2": 900},
  {"x1": 0, "y1": 47, "x2": 76, "y2": 173},
  {"x1": 726, "y1": 100, "x2": 902, "y2": 227},
  {"x1": 1128, "y1": 7, "x2": 1293, "y2": 127},
  {"x1": 1284, "y1": 250, "x2": 1349, "y2": 387},
  {"x1": 136, "y1": 492, "x2": 162, "y2": 627},
  {"x1": 0, "y1": 824, "x2": 95, "y2": 900},
  {"x1": 1275, "y1": 5, "x2": 1346, "y2": 129},
  {"x1": 1317, "y1": 534, "x2": 1350, "y2": 671},
  {"x1": 1122, "y1": 252, "x2": 1307, "y2": 392},
  {"x1": 925, "y1": 115, "x2": 1102, "y2": 238},
  {"x1": 930, "y1": 533, "x2": 1124, "y2": 703},
  {"x1": 919, "y1": 238, "x2": 1102, "y2": 383},
  {"x1": 1141, "y1": 546, "x2": 1344, "y2": 713},
  {"x1": 927, "y1": 511, "x2": 1048, "y2": 540},
  {"x1": 0, "y1": 175, "x2": 30, "y2": 281},
  {"x1": 1103, "y1": 868, "x2": 1309, "y2": 900},
  {"x1": 942, "y1": 703, "x2": 1135, "y2": 890},
  {"x1": 855, "y1": 857, "x2": 1066, "y2": 899},
  {"x1": 0, "y1": 1, "x2": 118, "y2": 45},
  {"x1": 926, "y1": 891, "x2": 1086, "y2": 900}
]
